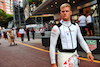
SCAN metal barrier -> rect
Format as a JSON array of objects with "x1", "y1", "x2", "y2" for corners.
[
  {"x1": 41, "y1": 36, "x2": 100, "y2": 54},
  {"x1": 41, "y1": 36, "x2": 50, "y2": 47}
]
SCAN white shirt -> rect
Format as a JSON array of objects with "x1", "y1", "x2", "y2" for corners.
[
  {"x1": 86, "y1": 15, "x2": 92, "y2": 24},
  {"x1": 49, "y1": 19, "x2": 91, "y2": 64},
  {"x1": 40, "y1": 29, "x2": 45, "y2": 33},
  {"x1": 78, "y1": 15, "x2": 86, "y2": 26},
  {"x1": 19, "y1": 29, "x2": 25, "y2": 34},
  {"x1": 12, "y1": 30, "x2": 16, "y2": 36}
]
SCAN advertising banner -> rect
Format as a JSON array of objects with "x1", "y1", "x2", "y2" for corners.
[
  {"x1": 86, "y1": 40, "x2": 97, "y2": 51},
  {"x1": 24, "y1": 5, "x2": 29, "y2": 21}
]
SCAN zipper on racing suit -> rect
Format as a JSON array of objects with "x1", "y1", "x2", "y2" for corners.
[{"x1": 68, "y1": 27, "x2": 73, "y2": 49}]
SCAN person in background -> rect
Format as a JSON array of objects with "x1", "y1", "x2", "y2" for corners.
[
  {"x1": 26, "y1": 28, "x2": 30, "y2": 41},
  {"x1": 44, "y1": 23, "x2": 48, "y2": 31},
  {"x1": 78, "y1": 13, "x2": 87, "y2": 36},
  {"x1": 4, "y1": 32, "x2": 8, "y2": 40},
  {"x1": 86, "y1": 13, "x2": 94, "y2": 36},
  {"x1": 49, "y1": 3, "x2": 94, "y2": 67},
  {"x1": 40, "y1": 27, "x2": 45, "y2": 36},
  {"x1": 16, "y1": 28, "x2": 19, "y2": 37},
  {"x1": 19, "y1": 27, "x2": 25, "y2": 43},
  {"x1": 12, "y1": 28, "x2": 17, "y2": 38},
  {"x1": 31, "y1": 28, "x2": 35, "y2": 39},
  {"x1": 8, "y1": 30, "x2": 15, "y2": 46}
]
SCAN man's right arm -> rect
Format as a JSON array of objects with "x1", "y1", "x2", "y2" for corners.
[{"x1": 49, "y1": 25, "x2": 60, "y2": 66}]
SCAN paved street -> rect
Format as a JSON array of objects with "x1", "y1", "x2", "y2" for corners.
[{"x1": 0, "y1": 38, "x2": 100, "y2": 67}]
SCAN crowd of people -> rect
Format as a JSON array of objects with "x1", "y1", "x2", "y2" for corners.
[
  {"x1": 78, "y1": 13, "x2": 94, "y2": 36},
  {"x1": 0, "y1": 25, "x2": 51, "y2": 45},
  {"x1": 18, "y1": 27, "x2": 36, "y2": 43},
  {"x1": 0, "y1": 27, "x2": 35, "y2": 45}
]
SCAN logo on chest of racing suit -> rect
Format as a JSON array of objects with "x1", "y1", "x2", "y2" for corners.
[
  {"x1": 52, "y1": 29, "x2": 56, "y2": 32},
  {"x1": 65, "y1": 30, "x2": 74, "y2": 33}
]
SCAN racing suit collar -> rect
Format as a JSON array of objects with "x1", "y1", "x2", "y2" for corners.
[{"x1": 60, "y1": 19, "x2": 71, "y2": 27}]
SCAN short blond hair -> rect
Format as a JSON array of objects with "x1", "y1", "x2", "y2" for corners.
[{"x1": 60, "y1": 3, "x2": 71, "y2": 10}]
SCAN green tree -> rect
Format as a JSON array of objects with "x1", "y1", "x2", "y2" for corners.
[
  {"x1": 0, "y1": 9, "x2": 13, "y2": 28},
  {"x1": 0, "y1": 9, "x2": 6, "y2": 21},
  {"x1": 5, "y1": 14, "x2": 13, "y2": 22}
]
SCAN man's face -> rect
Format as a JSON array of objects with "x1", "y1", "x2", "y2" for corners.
[{"x1": 60, "y1": 7, "x2": 72, "y2": 21}]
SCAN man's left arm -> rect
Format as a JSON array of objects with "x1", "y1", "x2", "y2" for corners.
[{"x1": 76, "y1": 23, "x2": 94, "y2": 62}]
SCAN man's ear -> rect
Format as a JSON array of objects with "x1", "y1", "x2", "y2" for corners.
[
  {"x1": 60, "y1": 11, "x2": 61, "y2": 14},
  {"x1": 70, "y1": 11, "x2": 72, "y2": 15}
]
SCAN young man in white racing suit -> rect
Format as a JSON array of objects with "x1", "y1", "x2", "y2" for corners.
[{"x1": 49, "y1": 3, "x2": 94, "y2": 67}]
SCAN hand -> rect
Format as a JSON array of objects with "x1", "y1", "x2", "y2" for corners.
[
  {"x1": 87, "y1": 52, "x2": 94, "y2": 62},
  {"x1": 52, "y1": 63, "x2": 57, "y2": 67}
]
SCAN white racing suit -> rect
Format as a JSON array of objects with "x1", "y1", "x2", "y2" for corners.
[
  {"x1": 58, "y1": 50, "x2": 79, "y2": 67},
  {"x1": 49, "y1": 19, "x2": 91, "y2": 67}
]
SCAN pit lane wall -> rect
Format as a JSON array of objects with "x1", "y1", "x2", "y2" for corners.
[
  {"x1": 78, "y1": 36, "x2": 100, "y2": 54},
  {"x1": 41, "y1": 35, "x2": 100, "y2": 54}
]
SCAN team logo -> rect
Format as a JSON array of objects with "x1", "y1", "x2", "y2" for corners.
[
  {"x1": 86, "y1": 40, "x2": 97, "y2": 51},
  {"x1": 52, "y1": 29, "x2": 56, "y2": 32}
]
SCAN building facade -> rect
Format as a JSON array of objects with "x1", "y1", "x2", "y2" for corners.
[{"x1": 0, "y1": 0, "x2": 13, "y2": 14}]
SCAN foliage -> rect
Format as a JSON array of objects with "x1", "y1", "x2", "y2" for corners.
[
  {"x1": 0, "y1": 9, "x2": 13, "y2": 27},
  {"x1": 0, "y1": 9, "x2": 6, "y2": 21},
  {"x1": 6, "y1": 14, "x2": 13, "y2": 22}
]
